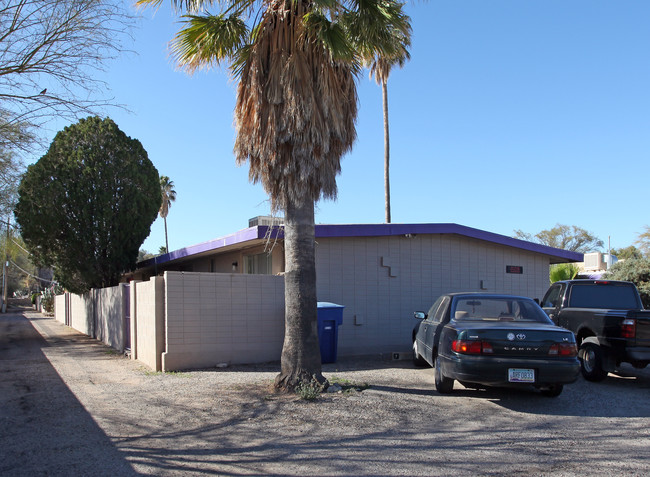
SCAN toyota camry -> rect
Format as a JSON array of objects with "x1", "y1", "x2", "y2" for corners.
[{"x1": 412, "y1": 293, "x2": 580, "y2": 397}]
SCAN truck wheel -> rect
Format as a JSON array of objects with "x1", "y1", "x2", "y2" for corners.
[
  {"x1": 580, "y1": 339, "x2": 608, "y2": 382},
  {"x1": 412, "y1": 340, "x2": 428, "y2": 367},
  {"x1": 435, "y1": 356, "x2": 454, "y2": 394}
]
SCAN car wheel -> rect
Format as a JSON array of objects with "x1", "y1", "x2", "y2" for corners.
[
  {"x1": 580, "y1": 339, "x2": 608, "y2": 382},
  {"x1": 434, "y1": 355, "x2": 454, "y2": 394},
  {"x1": 540, "y1": 384, "x2": 563, "y2": 398},
  {"x1": 412, "y1": 340, "x2": 427, "y2": 367}
]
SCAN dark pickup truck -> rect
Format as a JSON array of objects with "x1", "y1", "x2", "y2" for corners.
[{"x1": 540, "y1": 280, "x2": 650, "y2": 381}]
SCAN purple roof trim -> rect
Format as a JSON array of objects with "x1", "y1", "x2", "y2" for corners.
[
  {"x1": 138, "y1": 222, "x2": 582, "y2": 269},
  {"x1": 139, "y1": 226, "x2": 280, "y2": 268},
  {"x1": 314, "y1": 223, "x2": 583, "y2": 262}
]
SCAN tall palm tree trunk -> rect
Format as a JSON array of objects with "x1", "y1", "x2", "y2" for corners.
[
  {"x1": 274, "y1": 198, "x2": 324, "y2": 389},
  {"x1": 382, "y1": 79, "x2": 391, "y2": 223},
  {"x1": 163, "y1": 216, "x2": 169, "y2": 253}
]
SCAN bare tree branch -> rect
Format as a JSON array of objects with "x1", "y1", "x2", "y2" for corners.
[{"x1": 0, "y1": 0, "x2": 136, "y2": 151}]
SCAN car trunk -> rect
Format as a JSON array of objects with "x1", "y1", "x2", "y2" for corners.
[{"x1": 457, "y1": 324, "x2": 574, "y2": 358}]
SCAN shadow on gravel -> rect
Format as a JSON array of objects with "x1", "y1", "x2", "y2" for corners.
[
  {"x1": 442, "y1": 371, "x2": 650, "y2": 418},
  {"x1": 0, "y1": 312, "x2": 139, "y2": 476}
]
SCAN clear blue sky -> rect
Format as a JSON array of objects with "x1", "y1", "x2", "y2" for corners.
[{"x1": 33, "y1": 1, "x2": 650, "y2": 254}]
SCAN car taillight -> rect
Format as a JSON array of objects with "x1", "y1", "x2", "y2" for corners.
[
  {"x1": 548, "y1": 343, "x2": 577, "y2": 357},
  {"x1": 621, "y1": 319, "x2": 636, "y2": 339},
  {"x1": 452, "y1": 340, "x2": 493, "y2": 354}
]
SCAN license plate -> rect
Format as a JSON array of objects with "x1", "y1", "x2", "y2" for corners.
[{"x1": 508, "y1": 368, "x2": 535, "y2": 383}]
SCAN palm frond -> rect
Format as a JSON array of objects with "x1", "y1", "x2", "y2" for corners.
[
  {"x1": 171, "y1": 13, "x2": 249, "y2": 73},
  {"x1": 303, "y1": 11, "x2": 355, "y2": 63},
  {"x1": 343, "y1": 0, "x2": 412, "y2": 61}
]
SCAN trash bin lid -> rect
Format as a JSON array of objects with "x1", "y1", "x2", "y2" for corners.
[{"x1": 317, "y1": 302, "x2": 345, "y2": 309}]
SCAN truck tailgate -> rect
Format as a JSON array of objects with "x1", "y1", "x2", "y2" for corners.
[{"x1": 631, "y1": 310, "x2": 650, "y2": 346}]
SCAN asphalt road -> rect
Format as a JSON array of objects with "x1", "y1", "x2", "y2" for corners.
[{"x1": 1, "y1": 310, "x2": 649, "y2": 476}]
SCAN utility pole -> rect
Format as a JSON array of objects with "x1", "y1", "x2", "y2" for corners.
[{"x1": 1, "y1": 217, "x2": 8, "y2": 313}]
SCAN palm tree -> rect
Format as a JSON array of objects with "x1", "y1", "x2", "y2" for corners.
[
  {"x1": 159, "y1": 175, "x2": 176, "y2": 253},
  {"x1": 367, "y1": 26, "x2": 411, "y2": 223},
  {"x1": 139, "y1": 0, "x2": 411, "y2": 390}
]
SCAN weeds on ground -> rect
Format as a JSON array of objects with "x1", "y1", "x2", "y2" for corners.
[
  {"x1": 141, "y1": 368, "x2": 191, "y2": 377},
  {"x1": 328, "y1": 375, "x2": 370, "y2": 393},
  {"x1": 295, "y1": 377, "x2": 326, "y2": 401}
]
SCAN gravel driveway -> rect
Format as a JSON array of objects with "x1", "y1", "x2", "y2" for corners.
[{"x1": 1, "y1": 310, "x2": 649, "y2": 476}]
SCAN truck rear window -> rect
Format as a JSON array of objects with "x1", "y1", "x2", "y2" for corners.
[{"x1": 568, "y1": 283, "x2": 640, "y2": 309}]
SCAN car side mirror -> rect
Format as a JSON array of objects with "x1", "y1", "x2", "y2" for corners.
[
  {"x1": 534, "y1": 298, "x2": 540, "y2": 305},
  {"x1": 414, "y1": 311, "x2": 426, "y2": 320}
]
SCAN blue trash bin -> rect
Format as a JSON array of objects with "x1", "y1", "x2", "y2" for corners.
[{"x1": 317, "y1": 302, "x2": 344, "y2": 364}]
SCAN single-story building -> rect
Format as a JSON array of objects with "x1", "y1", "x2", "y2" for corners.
[{"x1": 97, "y1": 218, "x2": 581, "y2": 369}]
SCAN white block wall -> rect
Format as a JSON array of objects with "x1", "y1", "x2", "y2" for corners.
[
  {"x1": 315, "y1": 234, "x2": 552, "y2": 356},
  {"x1": 162, "y1": 271, "x2": 285, "y2": 371}
]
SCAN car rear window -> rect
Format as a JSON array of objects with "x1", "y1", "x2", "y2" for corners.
[
  {"x1": 452, "y1": 297, "x2": 551, "y2": 323},
  {"x1": 568, "y1": 283, "x2": 640, "y2": 309}
]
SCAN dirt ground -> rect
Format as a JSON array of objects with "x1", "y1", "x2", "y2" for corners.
[{"x1": 1, "y1": 309, "x2": 649, "y2": 476}]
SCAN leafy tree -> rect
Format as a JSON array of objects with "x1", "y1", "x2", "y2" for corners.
[
  {"x1": 15, "y1": 117, "x2": 161, "y2": 294},
  {"x1": 365, "y1": 15, "x2": 411, "y2": 223},
  {"x1": 549, "y1": 263, "x2": 579, "y2": 284},
  {"x1": 140, "y1": 0, "x2": 411, "y2": 390},
  {"x1": 0, "y1": 0, "x2": 135, "y2": 152},
  {"x1": 605, "y1": 259, "x2": 650, "y2": 308},
  {"x1": 159, "y1": 175, "x2": 177, "y2": 253},
  {"x1": 0, "y1": 144, "x2": 24, "y2": 218},
  {"x1": 610, "y1": 245, "x2": 643, "y2": 261},
  {"x1": 635, "y1": 226, "x2": 650, "y2": 257},
  {"x1": 138, "y1": 249, "x2": 154, "y2": 262},
  {"x1": 514, "y1": 224, "x2": 603, "y2": 253},
  {"x1": 158, "y1": 246, "x2": 167, "y2": 255}
]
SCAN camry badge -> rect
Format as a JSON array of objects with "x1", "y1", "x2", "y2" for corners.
[
  {"x1": 507, "y1": 333, "x2": 515, "y2": 341},
  {"x1": 516, "y1": 333, "x2": 526, "y2": 340}
]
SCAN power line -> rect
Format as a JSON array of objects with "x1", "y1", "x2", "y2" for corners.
[{"x1": 9, "y1": 259, "x2": 57, "y2": 285}]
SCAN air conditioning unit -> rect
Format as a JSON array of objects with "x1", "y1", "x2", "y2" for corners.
[
  {"x1": 248, "y1": 216, "x2": 284, "y2": 227},
  {"x1": 584, "y1": 252, "x2": 607, "y2": 271}
]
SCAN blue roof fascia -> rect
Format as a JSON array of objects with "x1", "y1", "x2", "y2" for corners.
[{"x1": 137, "y1": 222, "x2": 583, "y2": 269}]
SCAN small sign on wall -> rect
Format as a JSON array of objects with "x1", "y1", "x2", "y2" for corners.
[{"x1": 506, "y1": 265, "x2": 523, "y2": 274}]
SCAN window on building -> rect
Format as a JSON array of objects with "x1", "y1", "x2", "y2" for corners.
[{"x1": 244, "y1": 252, "x2": 272, "y2": 275}]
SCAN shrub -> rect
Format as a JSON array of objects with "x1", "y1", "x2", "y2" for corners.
[
  {"x1": 605, "y1": 259, "x2": 650, "y2": 308},
  {"x1": 295, "y1": 377, "x2": 326, "y2": 401}
]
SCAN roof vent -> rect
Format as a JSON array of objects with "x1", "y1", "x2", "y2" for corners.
[{"x1": 249, "y1": 216, "x2": 284, "y2": 227}]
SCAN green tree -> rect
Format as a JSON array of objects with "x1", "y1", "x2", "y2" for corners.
[
  {"x1": 635, "y1": 226, "x2": 650, "y2": 257},
  {"x1": 15, "y1": 117, "x2": 161, "y2": 294},
  {"x1": 549, "y1": 263, "x2": 579, "y2": 284},
  {"x1": 158, "y1": 246, "x2": 167, "y2": 255},
  {"x1": 366, "y1": 16, "x2": 411, "y2": 223},
  {"x1": 514, "y1": 224, "x2": 603, "y2": 253},
  {"x1": 140, "y1": 0, "x2": 411, "y2": 390},
  {"x1": 0, "y1": 144, "x2": 24, "y2": 218},
  {"x1": 0, "y1": 0, "x2": 134, "y2": 152},
  {"x1": 138, "y1": 249, "x2": 154, "y2": 262},
  {"x1": 610, "y1": 245, "x2": 643, "y2": 261},
  {"x1": 605, "y1": 258, "x2": 650, "y2": 308},
  {"x1": 159, "y1": 175, "x2": 177, "y2": 253}
]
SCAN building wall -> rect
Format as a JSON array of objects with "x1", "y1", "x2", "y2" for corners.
[
  {"x1": 315, "y1": 234, "x2": 551, "y2": 356},
  {"x1": 133, "y1": 277, "x2": 165, "y2": 371},
  {"x1": 67, "y1": 292, "x2": 95, "y2": 337},
  {"x1": 53, "y1": 287, "x2": 127, "y2": 351},
  {"x1": 162, "y1": 271, "x2": 285, "y2": 371},
  {"x1": 54, "y1": 233, "x2": 554, "y2": 370},
  {"x1": 54, "y1": 294, "x2": 66, "y2": 323},
  {"x1": 95, "y1": 285, "x2": 127, "y2": 351}
]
